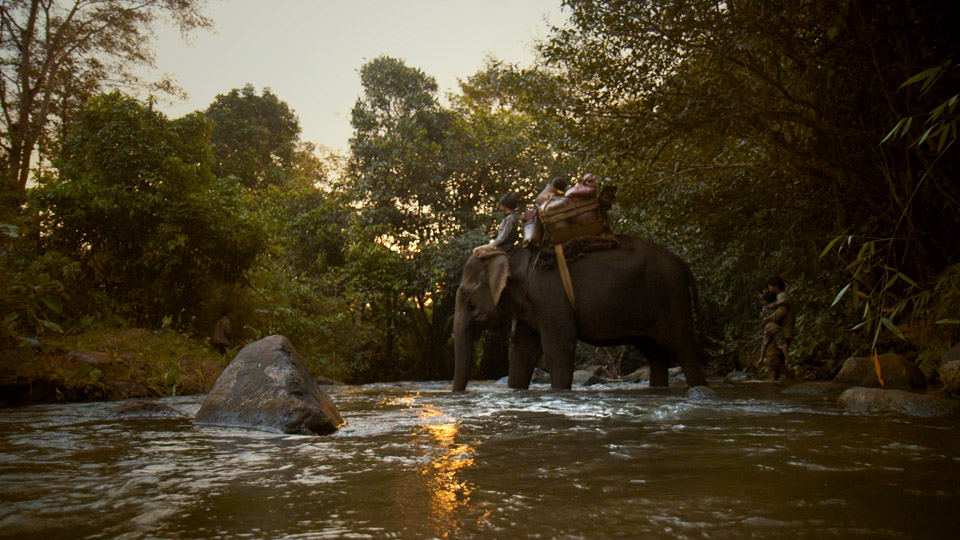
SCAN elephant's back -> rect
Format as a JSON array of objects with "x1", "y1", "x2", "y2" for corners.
[{"x1": 580, "y1": 235, "x2": 695, "y2": 302}]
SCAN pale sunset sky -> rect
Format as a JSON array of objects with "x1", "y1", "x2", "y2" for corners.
[{"x1": 151, "y1": 0, "x2": 566, "y2": 153}]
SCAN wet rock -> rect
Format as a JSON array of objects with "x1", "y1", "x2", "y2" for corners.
[
  {"x1": 832, "y1": 353, "x2": 926, "y2": 390},
  {"x1": 573, "y1": 365, "x2": 604, "y2": 386},
  {"x1": 781, "y1": 382, "x2": 847, "y2": 398},
  {"x1": 622, "y1": 367, "x2": 650, "y2": 383},
  {"x1": 195, "y1": 335, "x2": 344, "y2": 435},
  {"x1": 725, "y1": 371, "x2": 749, "y2": 381},
  {"x1": 837, "y1": 387, "x2": 960, "y2": 418},
  {"x1": 939, "y1": 360, "x2": 960, "y2": 398},
  {"x1": 686, "y1": 386, "x2": 717, "y2": 400},
  {"x1": 531, "y1": 367, "x2": 551, "y2": 384},
  {"x1": 314, "y1": 375, "x2": 345, "y2": 386},
  {"x1": 68, "y1": 350, "x2": 112, "y2": 365},
  {"x1": 110, "y1": 399, "x2": 185, "y2": 418}
]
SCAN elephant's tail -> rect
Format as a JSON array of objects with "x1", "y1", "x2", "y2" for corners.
[{"x1": 685, "y1": 262, "x2": 700, "y2": 317}]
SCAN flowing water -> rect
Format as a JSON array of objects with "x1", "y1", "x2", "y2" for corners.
[{"x1": 1, "y1": 381, "x2": 958, "y2": 539}]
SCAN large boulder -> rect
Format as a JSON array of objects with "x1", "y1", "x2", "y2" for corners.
[
  {"x1": 832, "y1": 353, "x2": 926, "y2": 390},
  {"x1": 195, "y1": 335, "x2": 344, "y2": 435},
  {"x1": 943, "y1": 344, "x2": 960, "y2": 364},
  {"x1": 838, "y1": 387, "x2": 960, "y2": 417}
]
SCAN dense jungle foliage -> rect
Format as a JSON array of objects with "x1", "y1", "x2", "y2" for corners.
[{"x1": 1, "y1": 0, "x2": 957, "y2": 394}]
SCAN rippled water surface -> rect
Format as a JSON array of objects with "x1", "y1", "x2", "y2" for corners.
[{"x1": 1, "y1": 381, "x2": 959, "y2": 539}]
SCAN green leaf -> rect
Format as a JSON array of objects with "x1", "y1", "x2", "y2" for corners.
[
  {"x1": 935, "y1": 319, "x2": 960, "y2": 325},
  {"x1": 897, "y1": 272, "x2": 918, "y2": 288},
  {"x1": 901, "y1": 116, "x2": 913, "y2": 138},
  {"x1": 880, "y1": 317, "x2": 905, "y2": 340},
  {"x1": 41, "y1": 295, "x2": 63, "y2": 314},
  {"x1": 937, "y1": 126, "x2": 950, "y2": 152},
  {"x1": 831, "y1": 282, "x2": 852, "y2": 307},
  {"x1": 40, "y1": 319, "x2": 64, "y2": 333},
  {"x1": 820, "y1": 235, "x2": 844, "y2": 258},
  {"x1": 882, "y1": 273, "x2": 899, "y2": 291},
  {"x1": 881, "y1": 119, "x2": 904, "y2": 144},
  {"x1": 899, "y1": 66, "x2": 940, "y2": 89}
]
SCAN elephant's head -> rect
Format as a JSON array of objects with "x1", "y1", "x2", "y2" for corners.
[{"x1": 452, "y1": 252, "x2": 511, "y2": 391}]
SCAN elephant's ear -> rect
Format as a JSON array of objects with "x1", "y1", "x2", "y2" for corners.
[{"x1": 485, "y1": 254, "x2": 510, "y2": 305}]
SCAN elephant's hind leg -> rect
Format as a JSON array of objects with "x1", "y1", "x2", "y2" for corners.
[
  {"x1": 643, "y1": 345, "x2": 669, "y2": 387},
  {"x1": 542, "y1": 334, "x2": 577, "y2": 390}
]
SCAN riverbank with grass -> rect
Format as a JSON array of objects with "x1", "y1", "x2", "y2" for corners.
[{"x1": 0, "y1": 327, "x2": 230, "y2": 407}]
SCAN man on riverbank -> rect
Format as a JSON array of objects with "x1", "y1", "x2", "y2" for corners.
[
  {"x1": 212, "y1": 311, "x2": 232, "y2": 354},
  {"x1": 764, "y1": 276, "x2": 796, "y2": 346},
  {"x1": 762, "y1": 276, "x2": 796, "y2": 380}
]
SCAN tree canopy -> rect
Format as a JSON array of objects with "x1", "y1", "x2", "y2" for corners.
[
  {"x1": 33, "y1": 92, "x2": 264, "y2": 325},
  {"x1": 0, "y1": 0, "x2": 210, "y2": 198}
]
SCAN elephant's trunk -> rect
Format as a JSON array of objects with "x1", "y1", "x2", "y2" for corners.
[{"x1": 452, "y1": 328, "x2": 474, "y2": 391}]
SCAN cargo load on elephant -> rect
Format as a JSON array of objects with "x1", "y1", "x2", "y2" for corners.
[
  {"x1": 539, "y1": 196, "x2": 604, "y2": 243},
  {"x1": 523, "y1": 174, "x2": 617, "y2": 248}
]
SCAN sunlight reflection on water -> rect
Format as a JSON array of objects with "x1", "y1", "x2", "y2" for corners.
[{"x1": 0, "y1": 382, "x2": 958, "y2": 539}]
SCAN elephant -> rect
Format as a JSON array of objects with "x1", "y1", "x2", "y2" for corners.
[{"x1": 452, "y1": 235, "x2": 708, "y2": 391}]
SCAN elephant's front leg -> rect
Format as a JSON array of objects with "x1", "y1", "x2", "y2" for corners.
[{"x1": 508, "y1": 320, "x2": 541, "y2": 390}]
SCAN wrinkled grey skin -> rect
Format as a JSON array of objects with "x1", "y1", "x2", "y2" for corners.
[{"x1": 453, "y1": 235, "x2": 707, "y2": 391}]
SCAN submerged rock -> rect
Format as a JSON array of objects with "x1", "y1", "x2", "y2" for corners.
[
  {"x1": 195, "y1": 335, "x2": 344, "y2": 435},
  {"x1": 725, "y1": 371, "x2": 749, "y2": 381},
  {"x1": 110, "y1": 398, "x2": 185, "y2": 418},
  {"x1": 781, "y1": 382, "x2": 847, "y2": 398},
  {"x1": 837, "y1": 387, "x2": 960, "y2": 418},
  {"x1": 686, "y1": 386, "x2": 718, "y2": 400},
  {"x1": 832, "y1": 353, "x2": 926, "y2": 390},
  {"x1": 314, "y1": 375, "x2": 345, "y2": 386}
]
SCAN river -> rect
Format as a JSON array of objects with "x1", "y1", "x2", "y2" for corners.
[{"x1": 1, "y1": 381, "x2": 958, "y2": 539}]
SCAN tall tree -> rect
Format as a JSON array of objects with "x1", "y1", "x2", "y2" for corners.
[
  {"x1": 32, "y1": 92, "x2": 264, "y2": 325},
  {"x1": 204, "y1": 84, "x2": 302, "y2": 191},
  {"x1": 0, "y1": 0, "x2": 211, "y2": 195}
]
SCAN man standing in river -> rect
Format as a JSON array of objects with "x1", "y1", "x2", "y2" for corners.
[{"x1": 762, "y1": 276, "x2": 797, "y2": 379}]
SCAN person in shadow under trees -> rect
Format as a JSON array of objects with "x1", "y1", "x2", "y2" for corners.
[{"x1": 212, "y1": 310, "x2": 232, "y2": 354}]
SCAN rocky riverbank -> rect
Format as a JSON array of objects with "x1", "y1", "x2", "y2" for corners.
[{"x1": 0, "y1": 328, "x2": 227, "y2": 406}]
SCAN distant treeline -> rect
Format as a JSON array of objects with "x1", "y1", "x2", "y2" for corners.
[{"x1": 2, "y1": 0, "x2": 957, "y2": 383}]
